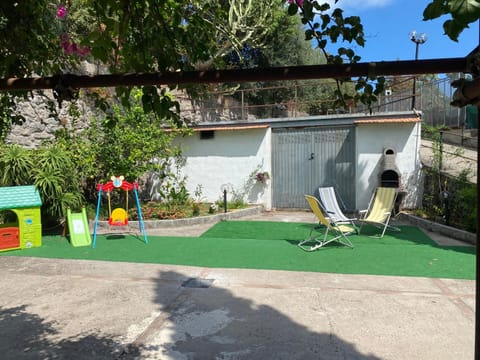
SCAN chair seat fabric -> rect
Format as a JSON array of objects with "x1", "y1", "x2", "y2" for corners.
[{"x1": 358, "y1": 187, "x2": 400, "y2": 238}]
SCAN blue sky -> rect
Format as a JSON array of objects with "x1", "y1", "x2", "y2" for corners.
[{"x1": 329, "y1": 0, "x2": 479, "y2": 62}]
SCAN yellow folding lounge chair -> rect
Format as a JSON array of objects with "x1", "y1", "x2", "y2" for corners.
[
  {"x1": 298, "y1": 195, "x2": 355, "y2": 251},
  {"x1": 358, "y1": 187, "x2": 400, "y2": 238}
]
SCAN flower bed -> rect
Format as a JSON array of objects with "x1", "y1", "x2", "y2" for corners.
[{"x1": 128, "y1": 202, "x2": 234, "y2": 221}]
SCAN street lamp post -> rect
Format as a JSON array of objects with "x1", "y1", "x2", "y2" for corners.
[{"x1": 409, "y1": 30, "x2": 427, "y2": 109}]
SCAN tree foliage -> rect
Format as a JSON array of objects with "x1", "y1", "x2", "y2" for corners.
[
  {"x1": 224, "y1": 5, "x2": 335, "y2": 116},
  {"x1": 423, "y1": 0, "x2": 480, "y2": 41},
  {"x1": 0, "y1": 87, "x2": 190, "y2": 224},
  {"x1": 286, "y1": 0, "x2": 385, "y2": 109},
  {"x1": 0, "y1": 0, "x2": 477, "y2": 123},
  {"x1": 55, "y1": 89, "x2": 190, "y2": 183},
  {"x1": 0, "y1": 143, "x2": 84, "y2": 224},
  {"x1": 0, "y1": 0, "x2": 289, "y2": 134}
]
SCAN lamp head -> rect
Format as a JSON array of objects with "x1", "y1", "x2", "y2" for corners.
[{"x1": 409, "y1": 30, "x2": 427, "y2": 44}]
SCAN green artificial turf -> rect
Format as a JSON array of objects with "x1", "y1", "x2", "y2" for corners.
[{"x1": 0, "y1": 221, "x2": 475, "y2": 279}]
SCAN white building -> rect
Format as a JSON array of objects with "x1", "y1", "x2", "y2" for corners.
[{"x1": 173, "y1": 111, "x2": 422, "y2": 211}]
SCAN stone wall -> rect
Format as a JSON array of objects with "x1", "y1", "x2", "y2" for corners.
[
  {"x1": 6, "y1": 91, "x2": 99, "y2": 148},
  {"x1": 5, "y1": 88, "x2": 255, "y2": 148},
  {"x1": 5, "y1": 61, "x2": 109, "y2": 148}
]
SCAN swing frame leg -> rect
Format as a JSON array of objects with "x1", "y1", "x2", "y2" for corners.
[{"x1": 92, "y1": 186, "x2": 103, "y2": 248}]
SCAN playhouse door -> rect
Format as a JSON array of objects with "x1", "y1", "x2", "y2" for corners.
[{"x1": 0, "y1": 227, "x2": 20, "y2": 251}]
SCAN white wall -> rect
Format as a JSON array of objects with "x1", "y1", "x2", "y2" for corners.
[
  {"x1": 175, "y1": 128, "x2": 272, "y2": 210},
  {"x1": 356, "y1": 121, "x2": 421, "y2": 210},
  {"x1": 173, "y1": 120, "x2": 421, "y2": 212}
]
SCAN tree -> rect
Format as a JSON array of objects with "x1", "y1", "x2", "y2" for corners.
[
  {"x1": 223, "y1": 4, "x2": 348, "y2": 117},
  {"x1": 0, "y1": 143, "x2": 84, "y2": 224},
  {"x1": 55, "y1": 89, "x2": 190, "y2": 184},
  {"x1": 423, "y1": 0, "x2": 480, "y2": 41},
  {"x1": 285, "y1": 0, "x2": 385, "y2": 109},
  {"x1": 0, "y1": 0, "x2": 477, "y2": 118},
  {"x1": 0, "y1": 0, "x2": 284, "y2": 134},
  {"x1": 224, "y1": 6, "x2": 326, "y2": 117},
  {"x1": 287, "y1": 0, "x2": 479, "y2": 109}
]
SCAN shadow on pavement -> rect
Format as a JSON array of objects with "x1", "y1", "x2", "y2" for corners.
[
  {"x1": 140, "y1": 270, "x2": 382, "y2": 359},
  {"x1": 0, "y1": 269, "x2": 383, "y2": 359},
  {"x1": 0, "y1": 305, "x2": 141, "y2": 359}
]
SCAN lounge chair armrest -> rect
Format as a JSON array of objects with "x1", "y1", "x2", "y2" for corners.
[{"x1": 358, "y1": 209, "x2": 367, "y2": 219}]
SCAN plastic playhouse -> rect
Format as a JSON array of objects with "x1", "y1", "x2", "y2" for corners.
[{"x1": 0, "y1": 185, "x2": 43, "y2": 251}]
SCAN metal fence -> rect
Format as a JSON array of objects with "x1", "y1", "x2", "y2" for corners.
[
  {"x1": 417, "y1": 76, "x2": 468, "y2": 128},
  {"x1": 178, "y1": 74, "x2": 471, "y2": 127}
]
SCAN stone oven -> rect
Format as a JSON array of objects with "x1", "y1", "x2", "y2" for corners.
[{"x1": 380, "y1": 148, "x2": 400, "y2": 188}]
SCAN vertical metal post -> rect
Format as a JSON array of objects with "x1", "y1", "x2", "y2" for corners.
[
  {"x1": 461, "y1": 124, "x2": 464, "y2": 147},
  {"x1": 241, "y1": 90, "x2": 245, "y2": 120},
  {"x1": 443, "y1": 79, "x2": 447, "y2": 126},
  {"x1": 439, "y1": 131, "x2": 443, "y2": 172},
  {"x1": 223, "y1": 189, "x2": 227, "y2": 213},
  {"x1": 475, "y1": 104, "x2": 480, "y2": 359},
  {"x1": 294, "y1": 82, "x2": 298, "y2": 118},
  {"x1": 409, "y1": 31, "x2": 426, "y2": 110},
  {"x1": 472, "y1": 20, "x2": 480, "y2": 359},
  {"x1": 411, "y1": 43, "x2": 419, "y2": 110}
]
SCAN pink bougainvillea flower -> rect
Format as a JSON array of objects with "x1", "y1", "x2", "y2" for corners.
[
  {"x1": 70, "y1": 42, "x2": 79, "y2": 53},
  {"x1": 60, "y1": 32, "x2": 69, "y2": 43},
  {"x1": 56, "y1": 5, "x2": 67, "y2": 19},
  {"x1": 61, "y1": 38, "x2": 91, "y2": 57},
  {"x1": 64, "y1": 45, "x2": 74, "y2": 55},
  {"x1": 62, "y1": 42, "x2": 74, "y2": 55},
  {"x1": 60, "y1": 31, "x2": 90, "y2": 57},
  {"x1": 76, "y1": 46, "x2": 91, "y2": 57},
  {"x1": 60, "y1": 33, "x2": 71, "y2": 52}
]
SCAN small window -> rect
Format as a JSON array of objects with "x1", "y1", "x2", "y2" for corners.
[{"x1": 200, "y1": 130, "x2": 215, "y2": 140}]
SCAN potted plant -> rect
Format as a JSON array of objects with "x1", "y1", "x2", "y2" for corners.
[{"x1": 254, "y1": 171, "x2": 270, "y2": 184}]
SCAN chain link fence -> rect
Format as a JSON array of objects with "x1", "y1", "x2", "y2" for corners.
[{"x1": 179, "y1": 74, "x2": 473, "y2": 129}]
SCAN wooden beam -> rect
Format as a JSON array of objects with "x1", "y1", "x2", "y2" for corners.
[{"x1": 0, "y1": 57, "x2": 469, "y2": 91}]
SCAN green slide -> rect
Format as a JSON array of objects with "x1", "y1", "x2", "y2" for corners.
[{"x1": 66, "y1": 207, "x2": 92, "y2": 247}]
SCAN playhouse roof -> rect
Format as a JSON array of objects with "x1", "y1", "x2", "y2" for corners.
[{"x1": 0, "y1": 185, "x2": 42, "y2": 210}]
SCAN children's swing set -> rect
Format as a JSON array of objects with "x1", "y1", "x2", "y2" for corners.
[{"x1": 92, "y1": 176, "x2": 148, "y2": 248}]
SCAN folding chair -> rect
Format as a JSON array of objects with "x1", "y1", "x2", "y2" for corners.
[
  {"x1": 358, "y1": 187, "x2": 401, "y2": 238},
  {"x1": 298, "y1": 195, "x2": 355, "y2": 251},
  {"x1": 317, "y1": 186, "x2": 358, "y2": 233}
]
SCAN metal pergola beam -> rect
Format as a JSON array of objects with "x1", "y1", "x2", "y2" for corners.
[{"x1": 0, "y1": 57, "x2": 470, "y2": 91}]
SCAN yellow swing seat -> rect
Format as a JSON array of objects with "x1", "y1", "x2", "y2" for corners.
[{"x1": 109, "y1": 208, "x2": 128, "y2": 226}]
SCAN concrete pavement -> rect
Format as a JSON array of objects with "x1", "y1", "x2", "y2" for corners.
[{"x1": 0, "y1": 211, "x2": 475, "y2": 359}]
